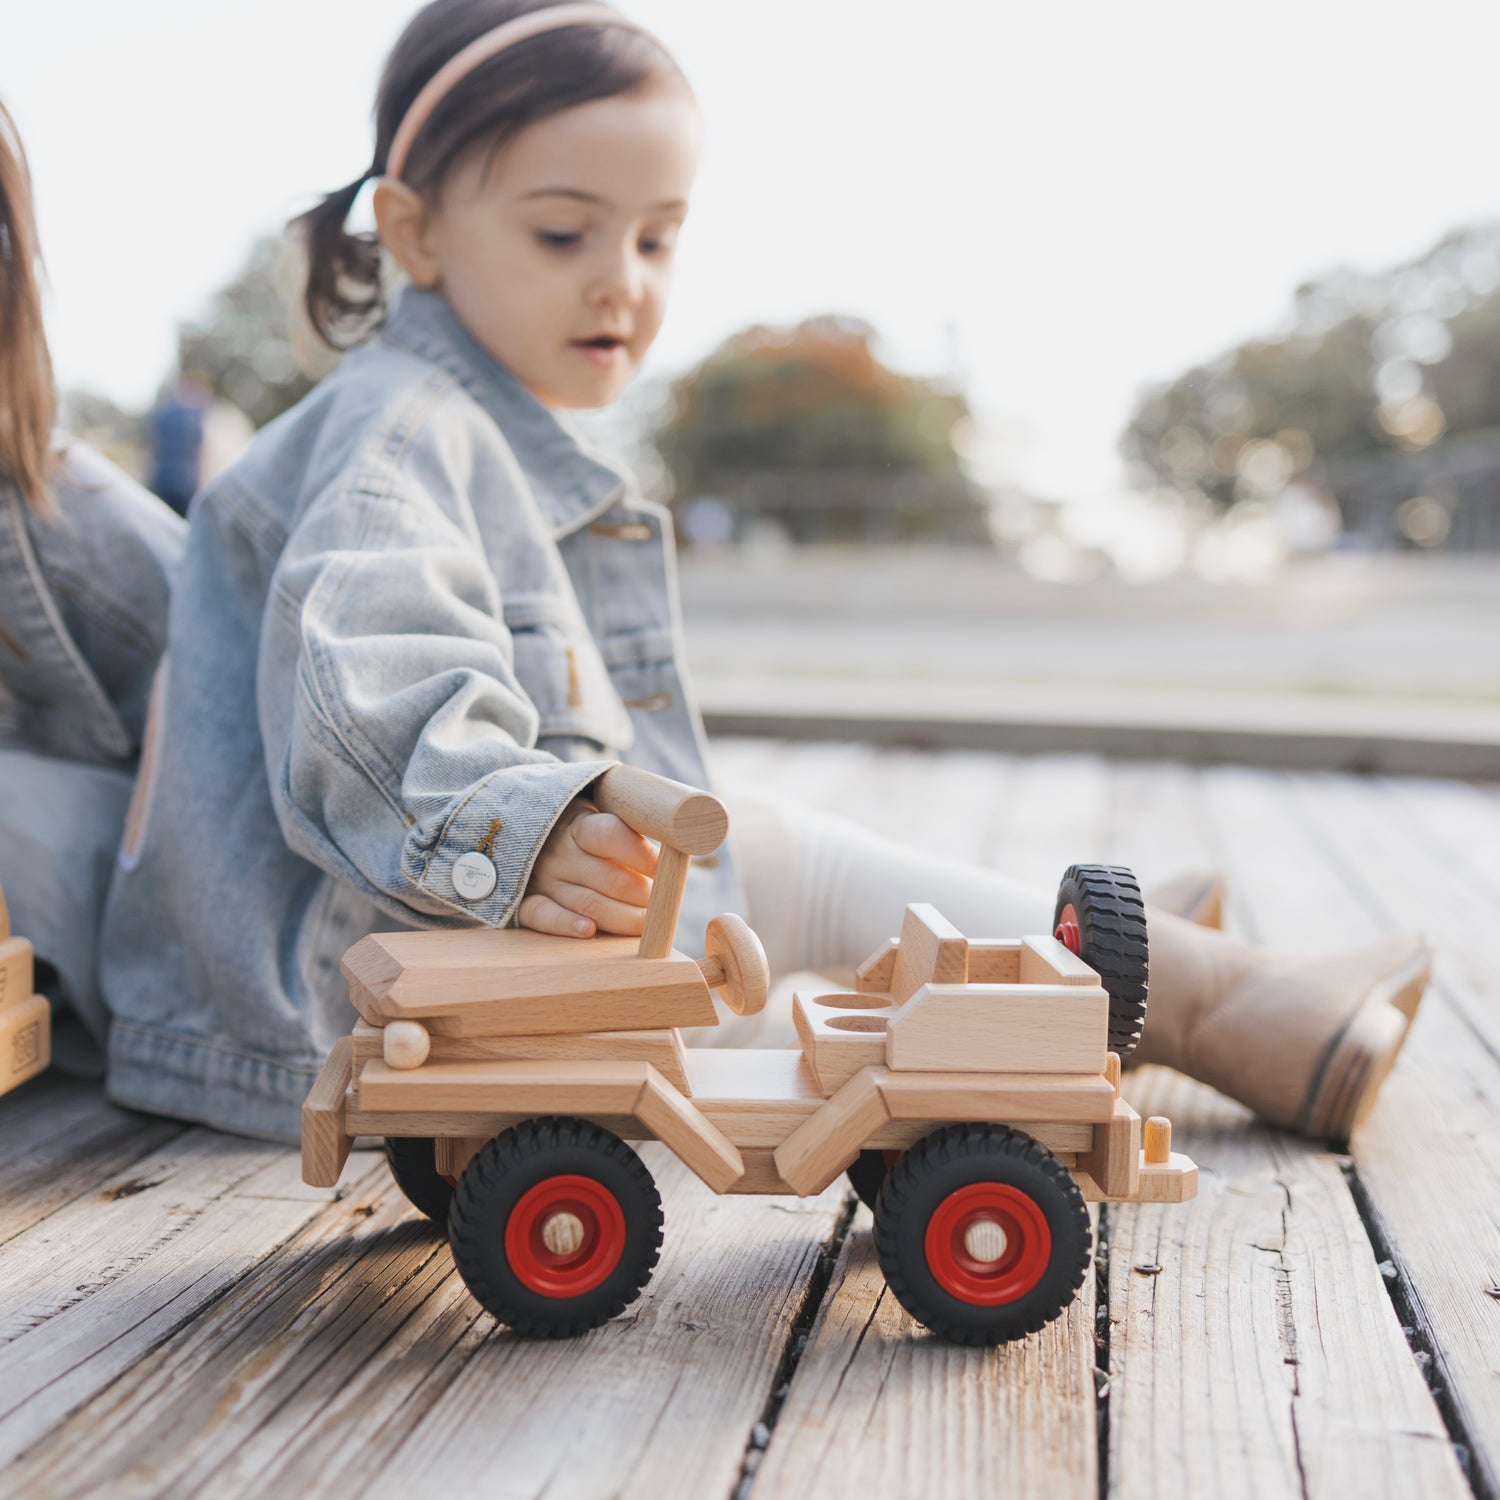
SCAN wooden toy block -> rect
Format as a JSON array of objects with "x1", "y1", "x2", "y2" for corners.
[
  {"x1": 303, "y1": 771, "x2": 1196, "y2": 1348},
  {"x1": 356, "y1": 1057, "x2": 653, "y2": 1114},
  {"x1": 434, "y1": 1135, "x2": 488, "y2": 1177},
  {"x1": 888, "y1": 904, "x2": 968, "y2": 1004},
  {"x1": 0, "y1": 992, "x2": 49, "y2": 1097},
  {"x1": 792, "y1": 991, "x2": 889, "y2": 1092},
  {"x1": 875, "y1": 1068, "x2": 1119, "y2": 1124},
  {"x1": 854, "y1": 941, "x2": 897, "y2": 994},
  {"x1": 343, "y1": 929, "x2": 717, "y2": 1035},
  {"x1": 634, "y1": 1067, "x2": 744, "y2": 1192},
  {"x1": 1134, "y1": 1153, "x2": 1198, "y2": 1203},
  {"x1": 637, "y1": 844, "x2": 692, "y2": 960},
  {"x1": 774, "y1": 1069, "x2": 889, "y2": 1195},
  {"x1": 0, "y1": 880, "x2": 50, "y2": 1098},
  {"x1": 966, "y1": 939, "x2": 1023, "y2": 984},
  {"x1": 885, "y1": 981, "x2": 1108, "y2": 1074},
  {"x1": 1078, "y1": 1096, "x2": 1142, "y2": 1199},
  {"x1": 684, "y1": 1047, "x2": 825, "y2": 1146},
  {"x1": 589, "y1": 763, "x2": 728, "y2": 857},
  {"x1": 0, "y1": 934, "x2": 34, "y2": 1014},
  {"x1": 302, "y1": 1037, "x2": 353, "y2": 1188},
  {"x1": 1017, "y1": 934, "x2": 1101, "y2": 987},
  {"x1": 350, "y1": 1019, "x2": 693, "y2": 1093},
  {"x1": 1144, "y1": 1116, "x2": 1172, "y2": 1165}
]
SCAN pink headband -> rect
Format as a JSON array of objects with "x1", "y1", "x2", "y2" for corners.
[{"x1": 385, "y1": 5, "x2": 671, "y2": 181}]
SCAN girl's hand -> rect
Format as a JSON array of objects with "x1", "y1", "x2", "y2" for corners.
[{"x1": 518, "y1": 798, "x2": 659, "y2": 938}]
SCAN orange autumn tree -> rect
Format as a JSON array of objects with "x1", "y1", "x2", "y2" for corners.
[{"x1": 656, "y1": 316, "x2": 991, "y2": 544}]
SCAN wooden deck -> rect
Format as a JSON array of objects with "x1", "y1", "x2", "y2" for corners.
[{"x1": 2, "y1": 742, "x2": 1498, "y2": 1499}]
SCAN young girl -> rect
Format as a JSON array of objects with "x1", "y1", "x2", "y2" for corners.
[
  {"x1": 25, "y1": 1, "x2": 1432, "y2": 1146},
  {"x1": 0, "y1": 99, "x2": 185, "y2": 1074}
]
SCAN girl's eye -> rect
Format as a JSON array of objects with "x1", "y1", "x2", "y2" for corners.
[
  {"x1": 641, "y1": 233, "x2": 677, "y2": 257},
  {"x1": 537, "y1": 230, "x2": 582, "y2": 249}
]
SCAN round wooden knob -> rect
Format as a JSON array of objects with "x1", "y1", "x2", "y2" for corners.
[
  {"x1": 384, "y1": 1020, "x2": 431, "y2": 1071},
  {"x1": 703, "y1": 914, "x2": 769, "y2": 1017}
]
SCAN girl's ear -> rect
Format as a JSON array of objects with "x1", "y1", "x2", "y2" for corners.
[{"x1": 373, "y1": 178, "x2": 442, "y2": 287}]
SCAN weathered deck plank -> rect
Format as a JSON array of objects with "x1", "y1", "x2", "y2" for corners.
[
  {"x1": 0, "y1": 1133, "x2": 385, "y2": 1471},
  {"x1": 1098, "y1": 760, "x2": 1467, "y2": 1498},
  {"x1": 1, "y1": 1142, "x2": 845, "y2": 1500},
  {"x1": 747, "y1": 746, "x2": 1102, "y2": 1500},
  {"x1": 1273, "y1": 769, "x2": 1500, "y2": 1497},
  {"x1": 735, "y1": 747, "x2": 1470, "y2": 1500},
  {"x1": 0, "y1": 742, "x2": 1490, "y2": 1498},
  {"x1": 0, "y1": 1072, "x2": 183, "y2": 1247},
  {"x1": 750, "y1": 1221, "x2": 1100, "y2": 1500}
]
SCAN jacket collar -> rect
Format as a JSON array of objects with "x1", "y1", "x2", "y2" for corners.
[{"x1": 378, "y1": 285, "x2": 627, "y2": 538}]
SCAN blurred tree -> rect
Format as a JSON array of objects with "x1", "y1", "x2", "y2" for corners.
[
  {"x1": 655, "y1": 316, "x2": 992, "y2": 544},
  {"x1": 174, "y1": 235, "x2": 319, "y2": 429},
  {"x1": 1122, "y1": 224, "x2": 1500, "y2": 544}
]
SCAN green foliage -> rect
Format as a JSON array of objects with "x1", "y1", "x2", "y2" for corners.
[
  {"x1": 1123, "y1": 225, "x2": 1500, "y2": 511},
  {"x1": 175, "y1": 235, "x2": 318, "y2": 429},
  {"x1": 655, "y1": 316, "x2": 990, "y2": 543}
]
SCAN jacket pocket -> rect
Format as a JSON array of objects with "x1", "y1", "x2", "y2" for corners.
[{"x1": 507, "y1": 612, "x2": 635, "y2": 753}]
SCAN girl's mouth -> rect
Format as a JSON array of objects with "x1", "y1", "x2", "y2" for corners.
[{"x1": 572, "y1": 336, "x2": 628, "y2": 368}]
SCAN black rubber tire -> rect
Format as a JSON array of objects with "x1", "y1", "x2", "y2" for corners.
[
  {"x1": 449, "y1": 1117, "x2": 664, "y2": 1338},
  {"x1": 847, "y1": 1150, "x2": 891, "y2": 1212},
  {"x1": 1053, "y1": 863, "x2": 1149, "y2": 1058},
  {"x1": 873, "y1": 1124, "x2": 1091, "y2": 1345},
  {"x1": 384, "y1": 1136, "x2": 456, "y2": 1224}
]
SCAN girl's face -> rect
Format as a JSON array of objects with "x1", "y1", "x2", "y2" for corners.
[{"x1": 395, "y1": 83, "x2": 701, "y2": 409}]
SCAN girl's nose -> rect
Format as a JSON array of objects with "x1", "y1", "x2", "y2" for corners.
[{"x1": 590, "y1": 246, "x2": 646, "y2": 307}]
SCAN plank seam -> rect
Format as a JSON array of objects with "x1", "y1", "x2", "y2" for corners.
[
  {"x1": 1094, "y1": 1203, "x2": 1112, "y2": 1500},
  {"x1": 729, "y1": 1192, "x2": 860, "y2": 1500},
  {"x1": 1339, "y1": 1158, "x2": 1488, "y2": 1500}
]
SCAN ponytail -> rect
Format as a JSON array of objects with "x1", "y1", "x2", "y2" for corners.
[
  {"x1": 289, "y1": 172, "x2": 384, "y2": 351},
  {"x1": 0, "y1": 100, "x2": 56, "y2": 514}
]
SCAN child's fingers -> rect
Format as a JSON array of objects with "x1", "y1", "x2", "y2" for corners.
[
  {"x1": 517, "y1": 892, "x2": 597, "y2": 939},
  {"x1": 569, "y1": 811, "x2": 659, "y2": 875},
  {"x1": 554, "y1": 850, "x2": 652, "y2": 908},
  {"x1": 547, "y1": 880, "x2": 649, "y2": 937}
]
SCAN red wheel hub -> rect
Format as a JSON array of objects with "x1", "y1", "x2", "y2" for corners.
[
  {"x1": 1054, "y1": 903, "x2": 1081, "y2": 956},
  {"x1": 924, "y1": 1182, "x2": 1052, "y2": 1305},
  {"x1": 505, "y1": 1175, "x2": 627, "y2": 1298}
]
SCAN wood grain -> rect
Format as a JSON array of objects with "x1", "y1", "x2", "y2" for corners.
[
  {"x1": 885, "y1": 980, "x2": 1108, "y2": 1073},
  {"x1": 0, "y1": 1151, "x2": 844, "y2": 1500},
  {"x1": 1104, "y1": 759, "x2": 1472, "y2": 1498},
  {"x1": 0, "y1": 1132, "x2": 385, "y2": 1468},
  {"x1": 342, "y1": 928, "x2": 718, "y2": 1034},
  {"x1": 301, "y1": 1036, "x2": 353, "y2": 1188},
  {"x1": 753, "y1": 1208, "x2": 1101, "y2": 1499}
]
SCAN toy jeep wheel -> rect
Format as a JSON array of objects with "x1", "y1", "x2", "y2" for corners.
[
  {"x1": 847, "y1": 1149, "x2": 898, "y2": 1212},
  {"x1": 1053, "y1": 863, "x2": 1149, "y2": 1058},
  {"x1": 449, "y1": 1117, "x2": 664, "y2": 1338},
  {"x1": 873, "y1": 1124, "x2": 1091, "y2": 1345},
  {"x1": 384, "y1": 1137, "x2": 456, "y2": 1223}
]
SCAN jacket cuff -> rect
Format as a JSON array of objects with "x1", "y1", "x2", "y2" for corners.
[{"x1": 408, "y1": 758, "x2": 616, "y2": 927}]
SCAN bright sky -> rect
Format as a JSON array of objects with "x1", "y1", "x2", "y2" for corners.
[{"x1": 7, "y1": 0, "x2": 1500, "y2": 501}]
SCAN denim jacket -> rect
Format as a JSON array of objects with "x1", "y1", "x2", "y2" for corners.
[
  {"x1": 0, "y1": 443, "x2": 185, "y2": 1069},
  {"x1": 98, "y1": 285, "x2": 740, "y2": 1140}
]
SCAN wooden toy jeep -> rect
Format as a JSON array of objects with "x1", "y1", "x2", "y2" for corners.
[{"x1": 303, "y1": 767, "x2": 1196, "y2": 1345}]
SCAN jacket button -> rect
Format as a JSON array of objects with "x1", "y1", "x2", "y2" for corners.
[{"x1": 452, "y1": 851, "x2": 498, "y2": 901}]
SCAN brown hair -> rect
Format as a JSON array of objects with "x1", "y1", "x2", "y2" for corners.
[
  {"x1": 0, "y1": 100, "x2": 56, "y2": 513},
  {"x1": 292, "y1": 0, "x2": 685, "y2": 349}
]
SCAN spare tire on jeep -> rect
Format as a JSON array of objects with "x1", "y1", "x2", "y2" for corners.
[{"x1": 1052, "y1": 864, "x2": 1149, "y2": 1059}]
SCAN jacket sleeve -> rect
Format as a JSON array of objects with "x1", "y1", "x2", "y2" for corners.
[{"x1": 258, "y1": 462, "x2": 615, "y2": 930}]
